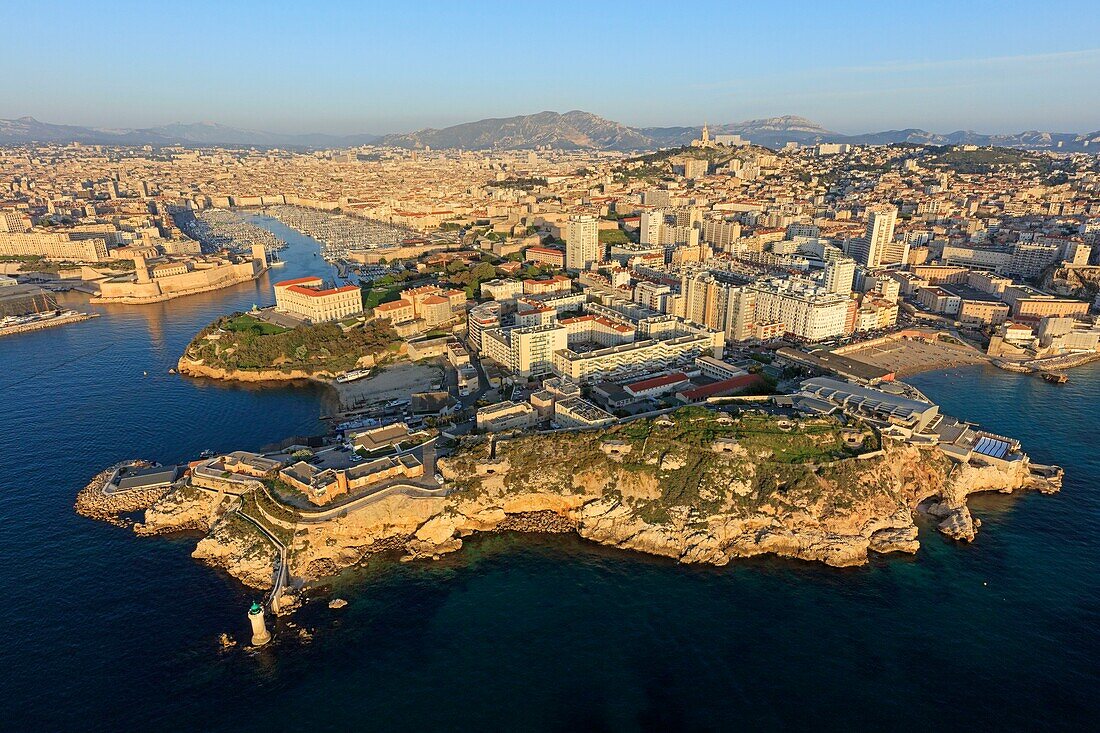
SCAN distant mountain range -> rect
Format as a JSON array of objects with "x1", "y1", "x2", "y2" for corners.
[
  {"x1": 0, "y1": 117, "x2": 381, "y2": 148},
  {"x1": 376, "y1": 110, "x2": 653, "y2": 152},
  {"x1": 2, "y1": 111, "x2": 1098, "y2": 152}
]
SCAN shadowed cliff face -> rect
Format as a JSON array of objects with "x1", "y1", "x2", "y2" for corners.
[{"x1": 120, "y1": 410, "x2": 1057, "y2": 602}]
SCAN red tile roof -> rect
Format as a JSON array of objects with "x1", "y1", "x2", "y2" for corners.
[
  {"x1": 285, "y1": 284, "x2": 359, "y2": 297},
  {"x1": 626, "y1": 372, "x2": 690, "y2": 393},
  {"x1": 275, "y1": 276, "x2": 323, "y2": 287},
  {"x1": 677, "y1": 374, "x2": 764, "y2": 401}
]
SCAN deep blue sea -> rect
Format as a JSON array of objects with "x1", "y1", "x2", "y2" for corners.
[{"x1": 3, "y1": 222, "x2": 1098, "y2": 730}]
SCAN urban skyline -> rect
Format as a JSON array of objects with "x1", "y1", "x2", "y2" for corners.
[{"x1": 5, "y1": 4, "x2": 1100, "y2": 729}]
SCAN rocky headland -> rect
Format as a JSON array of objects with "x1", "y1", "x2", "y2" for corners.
[
  {"x1": 176, "y1": 313, "x2": 400, "y2": 383},
  {"x1": 175, "y1": 359, "x2": 346, "y2": 383},
  {"x1": 74, "y1": 460, "x2": 168, "y2": 527},
  {"x1": 79, "y1": 409, "x2": 1061, "y2": 611}
]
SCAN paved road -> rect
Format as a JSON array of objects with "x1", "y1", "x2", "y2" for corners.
[{"x1": 455, "y1": 333, "x2": 493, "y2": 408}]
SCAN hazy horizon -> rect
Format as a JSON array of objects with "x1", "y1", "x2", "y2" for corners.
[{"x1": 2, "y1": 0, "x2": 1098, "y2": 136}]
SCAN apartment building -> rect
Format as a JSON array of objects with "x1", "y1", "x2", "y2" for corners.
[
  {"x1": 680, "y1": 271, "x2": 727, "y2": 331},
  {"x1": 917, "y1": 286, "x2": 961, "y2": 315},
  {"x1": 1013, "y1": 297, "x2": 1090, "y2": 320},
  {"x1": 480, "y1": 278, "x2": 523, "y2": 301},
  {"x1": 565, "y1": 215, "x2": 599, "y2": 271},
  {"x1": 941, "y1": 243, "x2": 1013, "y2": 271},
  {"x1": 0, "y1": 231, "x2": 109, "y2": 261},
  {"x1": 558, "y1": 314, "x2": 635, "y2": 347},
  {"x1": 749, "y1": 279, "x2": 849, "y2": 342},
  {"x1": 482, "y1": 323, "x2": 568, "y2": 377},
  {"x1": 823, "y1": 258, "x2": 856, "y2": 297},
  {"x1": 640, "y1": 210, "x2": 665, "y2": 246},
  {"x1": 517, "y1": 291, "x2": 586, "y2": 315},
  {"x1": 522, "y1": 275, "x2": 571, "y2": 295},
  {"x1": 476, "y1": 400, "x2": 537, "y2": 432},
  {"x1": 553, "y1": 327, "x2": 721, "y2": 383},
  {"x1": 525, "y1": 245, "x2": 566, "y2": 268},
  {"x1": 0, "y1": 209, "x2": 31, "y2": 233},
  {"x1": 957, "y1": 299, "x2": 1010, "y2": 326},
  {"x1": 633, "y1": 280, "x2": 671, "y2": 311},
  {"x1": 723, "y1": 287, "x2": 758, "y2": 342},
  {"x1": 1008, "y1": 241, "x2": 1062, "y2": 279},
  {"x1": 849, "y1": 204, "x2": 906, "y2": 267},
  {"x1": 855, "y1": 298, "x2": 899, "y2": 332},
  {"x1": 373, "y1": 284, "x2": 465, "y2": 330},
  {"x1": 466, "y1": 300, "x2": 501, "y2": 352}
]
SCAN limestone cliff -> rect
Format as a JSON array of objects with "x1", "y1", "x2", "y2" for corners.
[
  {"x1": 125, "y1": 410, "x2": 1059, "y2": 596},
  {"x1": 192, "y1": 513, "x2": 279, "y2": 590},
  {"x1": 134, "y1": 484, "x2": 230, "y2": 535},
  {"x1": 176, "y1": 358, "x2": 339, "y2": 383}
]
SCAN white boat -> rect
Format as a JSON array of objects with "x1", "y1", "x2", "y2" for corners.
[{"x1": 336, "y1": 368, "x2": 372, "y2": 384}]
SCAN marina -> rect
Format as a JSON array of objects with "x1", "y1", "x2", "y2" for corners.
[
  {"x1": 176, "y1": 207, "x2": 287, "y2": 255},
  {"x1": 261, "y1": 205, "x2": 418, "y2": 260}
]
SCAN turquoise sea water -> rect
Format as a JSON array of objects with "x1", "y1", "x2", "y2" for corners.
[{"x1": 2, "y1": 225, "x2": 1097, "y2": 730}]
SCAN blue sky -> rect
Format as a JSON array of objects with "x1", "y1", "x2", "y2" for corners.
[{"x1": 3, "y1": 0, "x2": 1098, "y2": 134}]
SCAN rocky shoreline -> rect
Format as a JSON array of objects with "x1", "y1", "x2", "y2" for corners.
[
  {"x1": 78, "y1": 411, "x2": 1062, "y2": 617},
  {"x1": 74, "y1": 460, "x2": 168, "y2": 527},
  {"x1": 176, "y1": 357, "x2": 336, "y2": 383}
]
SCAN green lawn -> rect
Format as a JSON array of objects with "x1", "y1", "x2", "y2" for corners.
[
  {"x1": 598, "y1": 228, "x2": 629, "y2": 245},
  {"x1": 364, "y1": 284, "x2": 403, "y2": 310},
  {"x1": 224, "y1": 314, "x2": 288, "y2": 336}
]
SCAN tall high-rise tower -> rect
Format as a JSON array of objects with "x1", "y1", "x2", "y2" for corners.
[
  {"x1": 640, "y1": 210, "x2": 665, "y2": 246},
  {"x1": 565, "y1": 215, "x2": 599, "y2": 271},
  {"x1": 851, "y1": 204, "x2": 901, "y2": 267},
  {"x1": 824, "y1": 258, "x2": 856, "y2": 297}
]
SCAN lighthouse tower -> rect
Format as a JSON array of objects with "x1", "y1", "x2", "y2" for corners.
[{"x1": 248, "y1": 601, "x2": 271, "y2": 646}]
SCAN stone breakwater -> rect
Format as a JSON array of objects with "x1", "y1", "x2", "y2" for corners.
[
  {"x1": 994, "y1": 352, "x2": 1100, "y2": 375},
  {"x1": 0, "y1": 311, "x2": 99, "y2": 338},
  {"x1": 74, "y1": 460, "x2": 167, "y2": 527}
]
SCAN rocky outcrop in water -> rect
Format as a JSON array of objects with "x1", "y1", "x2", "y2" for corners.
[{"x1": 74, "y1": 460, "x2": 167, "y2": 527}]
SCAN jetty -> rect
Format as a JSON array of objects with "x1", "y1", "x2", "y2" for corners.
[{"x1": 0, "y1": 309, "x2": 98, "y2": 338}]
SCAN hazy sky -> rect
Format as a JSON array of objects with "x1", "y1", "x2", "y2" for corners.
[{"x1": 3, "y1": 0, "x2": 1098, "y2": 135}]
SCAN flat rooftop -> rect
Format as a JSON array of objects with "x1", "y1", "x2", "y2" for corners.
[
  {"x1": 116, "y1": 465, "x2": 180, "y2": 490},
  {"x1": 778, "y1": 347, "x2": 895, "y2": 383},
  {"x1": 942, "y1": 284, "x2": 1006, "y2": 303}
]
